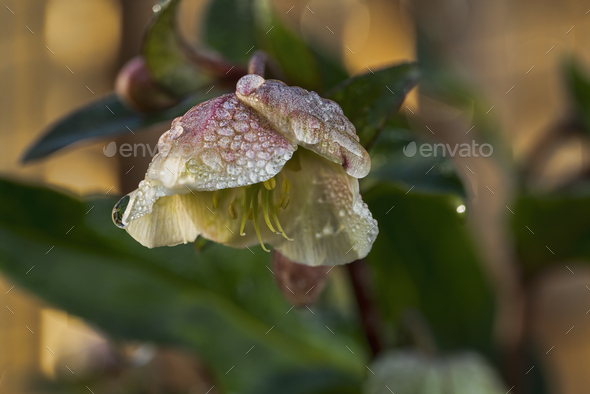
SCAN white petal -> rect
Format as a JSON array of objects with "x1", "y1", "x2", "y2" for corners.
[
  {"x1": 267, "y1": 149, "x2": 378, "y2": 266},
  {"x1": 124, "y1": 192, "x2": 200, "y2": 248}
]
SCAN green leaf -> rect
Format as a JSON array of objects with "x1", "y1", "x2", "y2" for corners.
[
  {"x1": 563, "y1": 56, "x2": 590, "y2": 133},
  {"x1": 364, "y1": 120, "x2": 465, "y2": 198},
  {"x1": 143, "y1": 0, "x2": 210, "y2": 96},
  {"x1": 327, "y1": 63, "x2": 420, "y2": 147},
  {"x1": 204, "y1": 0, "x2": 257, "y2": 65},
  {"x1": 0, "y1": 178, "x2": 365, "y2": 392},
  {"x1": 363, "y1": 183, "x2": 494, "y2": 355},
  {"x1": 255, "y1": 368, "x2": 362, "y2": 394},
  {"x1": 254, "y1": 0, "x2": 322, "y2": 90},
  {"x1": 512, "y1": 190, "x2": 590, "y2": 277},
  {"x1": 364, "y1": 350, "x2": 507, "y2": 394},
  {"x1": 22, "y1": 90, "x2": 223, "y2": 162}
]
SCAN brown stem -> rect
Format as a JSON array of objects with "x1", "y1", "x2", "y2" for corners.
[
  {"x1": 346, "y1": 259, "x2": 383, "y2": 358},
  {"x1": 248, "y1": 50, "x2": 268, "y2": 76}
]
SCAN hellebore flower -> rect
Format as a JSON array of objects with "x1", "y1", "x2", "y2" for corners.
[{"x1": 112, "y1": 74, "x2": 378, "y2": 266}]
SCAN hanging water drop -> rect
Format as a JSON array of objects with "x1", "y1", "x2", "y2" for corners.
[{"x1": 112, "y1": 194, "x2": 130, "y2": 228}]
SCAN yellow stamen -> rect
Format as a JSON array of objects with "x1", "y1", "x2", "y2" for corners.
[
  {"x1": 282, "y1": 178, "x2": 290, "y2": 194},
  {"x1": 251, "y1": 186, "x2": 270, "y2": 252},
  {"x1": 263, "y1": 177, "x2": 276, "y2": 190},
  {"x1": 269, "y1": 195, "x2": 293, "y2": 241},
  {"x1": 212, "y1": 190, "x2": 219, "y2": 209},
  {"x1": 261, "y1": 188, "x2": 278, "y2": 233},
  {"x1": 279, "y1": 193, "x2": 291, "y2": 209},
  {"x1": 240, "y1": 187, "x2": 253, "y2": 236},
  {"x1": 228, "y1": 199, "x2": 238, "y2": 220}
]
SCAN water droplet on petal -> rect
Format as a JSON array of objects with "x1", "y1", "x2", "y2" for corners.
[{"x1": 112, "y1": 194, "x2": 130, "y2": 228}]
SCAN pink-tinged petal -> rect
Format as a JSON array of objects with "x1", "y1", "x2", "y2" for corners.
[
  {"x1": 147, "y1": 93, "x2": 296, "y2": 193},
  {"x1": 236, "y1": 75, "x2": 371, "y2": 179}
]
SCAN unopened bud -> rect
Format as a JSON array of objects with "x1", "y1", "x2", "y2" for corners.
[
  {"x1": 271, "y1": 250, "x2": 330, "y2": 307},
  {"x1": 115, "y1": 56, "x2": 180, "y2": 113}
]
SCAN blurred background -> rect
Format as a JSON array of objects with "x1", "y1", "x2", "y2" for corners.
[{"x1": 2, "y1": 0, "x2": 590, "y2": 393}]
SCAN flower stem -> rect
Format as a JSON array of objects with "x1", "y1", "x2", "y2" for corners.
[
  {"x1": 247, "y1": 50, "x2": 285, "y2": 80},
  {"x1": 346, "y1": 259, "x2": 383, "y2": 358}
]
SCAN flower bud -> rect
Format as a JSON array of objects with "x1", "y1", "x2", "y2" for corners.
[
  {"x1": 271, "y1": 250, "x2": 330, "y2": 307},
  {"x1": 115, "y1": 56, "x2": 180, "y2": 113}
]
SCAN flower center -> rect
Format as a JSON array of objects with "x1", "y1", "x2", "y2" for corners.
[{"x1": 215, "y1": 175, "x2": 292, "y2": 252}]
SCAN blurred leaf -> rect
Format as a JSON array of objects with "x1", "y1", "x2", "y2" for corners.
[
  {"x1": 364, "y1": 120, "x2": 465, "y2": 198},
  {"x1": 312, "y1": 48, "x2": 350, "y2": 93},
  {"x1": 563, "y1": 57, "x2": 590, "y2": 133},
  {"x1": 143, "y1": 0, "x2": 210, "y2": 96},
  {"x1": 327, "y1": 63, "x2": 420, "y2": 147},
  {"x1": 0, "y1": 178, "x2": 365, "y2": 393},
  {"x1": 256, "y1": 368, "x2": 362, "y2": 394},
  {"x1": 204, "y1": 0, "x2": 257, "y2": 65},
  {"x1": 22, "y1": 89, "x2": 224, "y2": 162},
  {"x1": 363, "y1": 183, "x2": 494, "y2": 355},
  {"x1": 364, "y1": 350, "x2": 507, "y2": 394},
  {"x1": 254, "y1": 0, "x2": 321, "y2": 90},
  {"x1": 512, "y1": 190, "x2": 590, "y2": 277}
]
